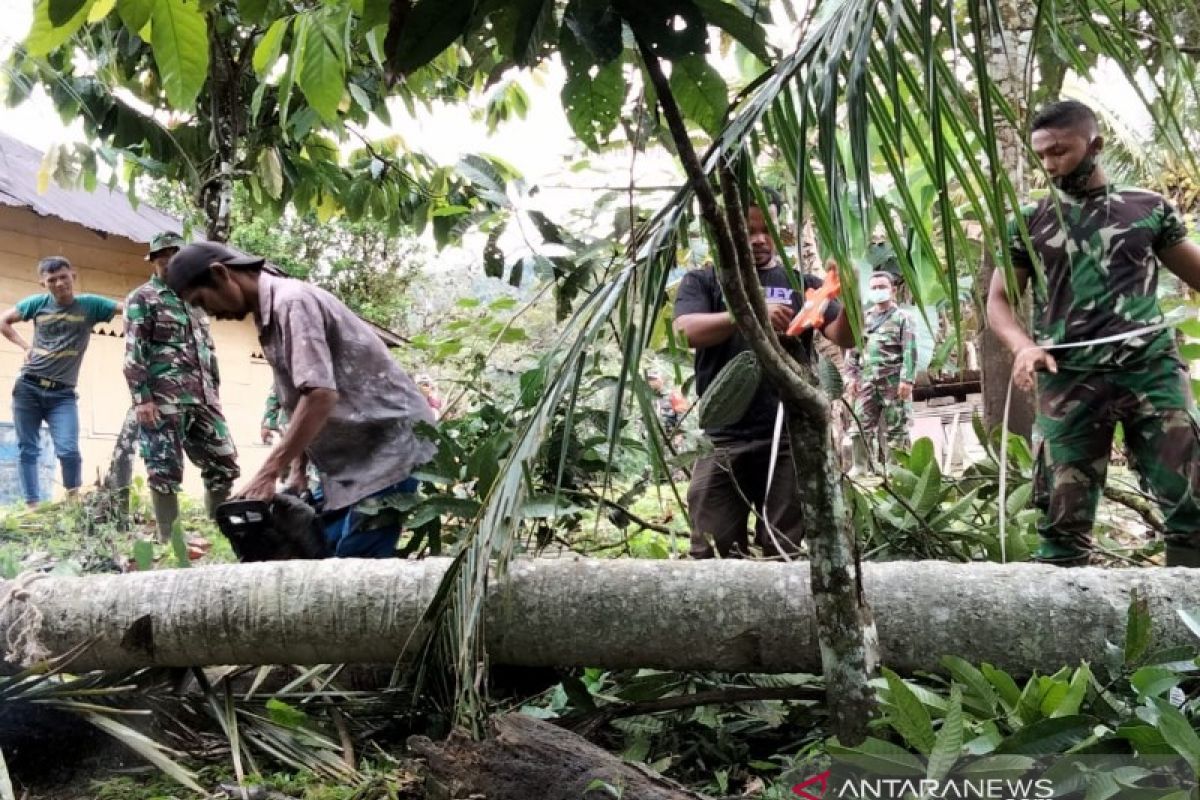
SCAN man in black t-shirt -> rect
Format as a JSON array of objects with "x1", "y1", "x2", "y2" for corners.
[{"x1": 674, "y1": 205, "x2": 853, "y2": 558}]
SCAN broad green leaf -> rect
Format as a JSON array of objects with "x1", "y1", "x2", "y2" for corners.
[
  {"x1": 882, "y1": 668, "x2": 935, "y2": 754},
  {"x1": 994, "y1": 715, "x2": 1097, "y2": 754},
  {"x1": 26, "y1": 0, "x2": 97, "y2": 56},
  {"x1": 981, "y1": 663, "x2": 1022, "y2": 711},
  {"x1": 87, "y1": 0, "x2": 117, "y2": 23},
  {"x1": 692, "y1": 0, "x2": 769, "y2": 61},
  {"x1": 826, "y1": 736, "x2": 924, "y2": 775},
  {"x1": 561, "y1": 56, "x2": 624, "y2": 150},
  {"x1": 257, "y1": 147, "x2": 283, "y2": 199},
  {"x1": 49, "y1": 0, "x2": 88, "y2": 26},
  {"x1": 667, "y1": 55, "x2": 728, "y2": 136},
  {"x1": 385, "y1": 0, "x2": 473, "y2": 75},
  {"x1": 1125, "y1": 589, "x2": 1152, "y2": 664},
  {"x1": 132, "y1": 539, "x2": 154, "y2": 571},
  {"x1": 1151, "y1": 697, "x2": 1200, "y2": 770},
  {"x1": 296, "y1": 12, "x2": 345, "y2": 125},
  {"x1": 909, "y1": 436, "x2": 935, "y2": 475},
  {"x1": 151, "y1": 0, "x2": 209, "y2": 110},
  {"x1": 942, "y1": 656, "x2": 998, "y2": 715},
  {"x1": 499, "y1": 0, "x2": 554, "y2": 66},
  {"x1": 359, "y1": 0, "x2": 388, "y2": 30},
  {"x1": 561, "y1": 0, "x2": 623, "y2": 64},
  {"x1": 1050, "y1": 664, "x2": 1090, "y2": 718},
  {"x1": 927, "y1": 685, "x2": 963, "y2": 782},
  {"x1": 253, "y1": 17, "x2": 289, "y2": 77},
  {"x1": 1130, "y1": 666, "x2": 1184, "y2": 699}
]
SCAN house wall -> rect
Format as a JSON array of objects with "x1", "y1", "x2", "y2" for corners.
[{"x1": 0, "y1": 205, "x2": 275, "y2": 502}]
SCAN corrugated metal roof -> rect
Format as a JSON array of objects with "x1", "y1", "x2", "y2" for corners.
[{"x1": 0, "y1": 131, "x2": 181, "y2": 244}]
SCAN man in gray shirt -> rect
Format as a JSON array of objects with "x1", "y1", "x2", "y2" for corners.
[
  {"x1": 0, "y1": 257, "x2": 122, "y2": 506},
  {"x1": 166, "y1": 242, "x2": 436, "y2": 557}
]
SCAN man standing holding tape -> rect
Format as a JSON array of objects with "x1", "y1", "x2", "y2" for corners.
[{"x1": 988, "y1": 100, "x2": 1200, "y2": 567}]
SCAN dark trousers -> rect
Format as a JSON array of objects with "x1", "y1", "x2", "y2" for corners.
[{"x1": 687, "y1": 438, "x2": 804, "y2": 559}]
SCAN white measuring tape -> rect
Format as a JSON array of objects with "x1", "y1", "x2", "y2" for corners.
[{"x1": 997, "y1": 314, "x2": 1188, "y2": 562}]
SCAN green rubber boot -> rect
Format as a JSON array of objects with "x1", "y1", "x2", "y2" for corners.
[{"x1": 151, "y1": 490, "x2": 180, "y2": 543}]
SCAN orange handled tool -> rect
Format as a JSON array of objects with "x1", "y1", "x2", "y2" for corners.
[{"x1": 786, "y1": 262, "x2": 841, "y2": 336}]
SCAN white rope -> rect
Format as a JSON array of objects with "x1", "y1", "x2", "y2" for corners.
[
  {"x1": 2, "y1": 572, "x2": 50, "y2": 666},
  {"x1": 998, "y1": 315, "x2": 1187, "y2": 562}
]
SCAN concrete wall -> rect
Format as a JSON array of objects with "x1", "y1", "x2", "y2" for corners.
[{"x1": 0, "y1": 205, "x2": 275, "y2": 501}]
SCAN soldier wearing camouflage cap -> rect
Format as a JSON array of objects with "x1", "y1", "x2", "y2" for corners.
[
  {"x1": 988, "y1": 100, "x2": 1200, "y2": 567},
  {"x1": 124, "y1": 232, "x2": 239, "y2": 539}
]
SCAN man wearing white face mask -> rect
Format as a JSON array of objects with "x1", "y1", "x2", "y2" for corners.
[{"x1": 844, "y1": 271, "x2": 916, "y2": 475}]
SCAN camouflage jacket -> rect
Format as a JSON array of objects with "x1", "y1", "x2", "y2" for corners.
[
  {"x1": 845, "y1": 304, "x2": 916, "y2": 385},
  {"x1": 123, "y1": 275, "x2": 221, "y2": 407},
  {"x1": 1009, "y1": 185, "x2": 1187, "y2": 370}
]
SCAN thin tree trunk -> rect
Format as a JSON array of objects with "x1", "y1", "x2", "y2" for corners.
[
  {"x1": 631, "y1": 34, "x2": 876, "y2": 744},
  {"x1": 980, "y1": 0, "x2": 1035, "y2": 437},
  {"x1": 199, "y1": 18, "x2": 241, "y2": 243},
  {"x1": 1, "y1": 558, "x2": 1193, "y2": 675},
  {"x1": 97, "y1": 407, "x2": 138, "y2": 528}
]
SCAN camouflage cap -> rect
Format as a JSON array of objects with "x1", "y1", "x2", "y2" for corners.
[{"x1": 146, "y1": 231, "x2": 186, "y2": 260}]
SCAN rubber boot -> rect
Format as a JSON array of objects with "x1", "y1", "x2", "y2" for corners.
[
  {"x1": 1032, "y1": 539, "x2": 1090, "y2": 567},
  {"x1": 151, "y1": 490, "x2": 180, "y2": 542},
  {"x1": 204, "y1": 486, "x2": 230, "y2": 520},
  {"x1": 1165, "y1": 542, "x2": 1200, "y2": 568},
  {"x1": 847, "y1": 437, "x2": 871, "y2": 478}
]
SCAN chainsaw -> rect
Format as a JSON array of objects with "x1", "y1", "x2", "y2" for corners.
[{"x1": 214, "y1": 494, "x2": 330, "y2": 562}]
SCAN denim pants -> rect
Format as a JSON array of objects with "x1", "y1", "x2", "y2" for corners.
[
  {"x1": 11, "y1": 378, "x2": 81, "y2": 503},
  {"x1": 322, "y1": 477, "x2": 418, "y2": 558}
]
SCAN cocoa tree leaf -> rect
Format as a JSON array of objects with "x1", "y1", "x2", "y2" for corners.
[
  {"x1": 296, "y1": 11, "x2": 345, "y2": 124},
  {"x1": 26, "y1": 0, "x2": 97, "y2": 56},
  {"x1": 253, "y1": 16, "x2": 289, "y2": 77},
  {"x1": 614, "y1": 0, "x2": 707, "y2": 60},
  {"x1": 561, "y1": 55, "x2": 624, "y2": 150},
  {"x1": 926, "y1": 685, "x2": 963, "y2": 782},
  {"x1": 667, "y1": 54, "x2": 727, "y2": 136},
  {"x1": 151, "y1": 0, "x2": 210, "y2": 110},
  {"x1": 116, "y1": 0, "x2": 152, "y2": 34},
  {"x1": 86, "y1": 0, "x2": 117, "y2": 24},
  {"x1": 495, "y1": 0, "x2": 555, "y2": 66},
  {"x1": 562, "y1": 0, "x2": 623, "y2": 64},
  {"x1": 692, "y1": 0, "x2": 769, "y2": 62},
  {"x1": 49, "y1": 0, "x2": 88, "y2": 27},
  {"x1": 385, "y1": 0, "x2": 473, "y2": 75},
  {"x1": 1125, "y1": 588, "x2": 1152, "y2": 665}
]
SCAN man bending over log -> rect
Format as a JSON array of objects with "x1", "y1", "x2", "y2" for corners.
[
  {"x1": 987, "y1": 99, "x2": 1200, "y2": 567},
  {"x1": 166, "y1": 243, "x2": 436, "y2": 558}
]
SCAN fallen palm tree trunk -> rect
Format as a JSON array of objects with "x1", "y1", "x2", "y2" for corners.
[{"x1": 0, "y1": 558, "x2": 1193, "y2": 673}]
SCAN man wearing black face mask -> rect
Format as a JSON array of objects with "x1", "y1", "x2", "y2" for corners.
[{"x1": 988, "y1": 99, "x2": 1200, "y2": 567}]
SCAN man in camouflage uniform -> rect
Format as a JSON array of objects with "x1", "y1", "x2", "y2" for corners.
[
  {"x1": 845, "y1": 271, "x2": 916, "y2": 474},
  {"x1": 988, "y1": 100, "x2": 1200, "y2": 567},
  {"x1": 124, "y1": 232, "x2": 239, "y2": 539}
]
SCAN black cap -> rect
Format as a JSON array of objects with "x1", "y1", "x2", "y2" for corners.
[{"x1": 166, "y1": 242, "x2": 265, "y2": 294}]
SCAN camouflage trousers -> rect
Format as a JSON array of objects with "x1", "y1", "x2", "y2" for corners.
[
  {"x1": 849, "y1": 378, "x2": 911, "y2": 460},
  {"x1": 1034, "y1": 358, "x2": 1200, "y2": 560},
  {"x1": 138, "y1": 403, "x2": 240, "y2": 495}
]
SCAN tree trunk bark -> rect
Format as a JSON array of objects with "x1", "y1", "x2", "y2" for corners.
[
  {"x1": 410, "y1": 713, "x2": 706, "y2": 800},
  {"x1": 97, "y1": 407, "x2": 138, "y2": 527},
  {"x1": 2, "y1": 558, "x2": 1194, "y2": 675},
  {"x1": 980, "y1": 0, "x2": 1035, "y2": 438},
  {"x1": 788, "y1": 411, "x2": 877, "y2": 746},
  {"x1": 199, "y1": 18, "x2": 240, "y2": 243}
]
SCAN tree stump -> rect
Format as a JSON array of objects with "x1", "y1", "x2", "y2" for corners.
[{"x1": 408, "y1": 713, "x2": 706, "y2": 800}]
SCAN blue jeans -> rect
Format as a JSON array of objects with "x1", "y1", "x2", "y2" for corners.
[
  {"x1": 322, "y1": 477, "x2": 418, "y2": 558},
  {"x1": 12, "y1": 378, "x2": 81, "y2": 503}
]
